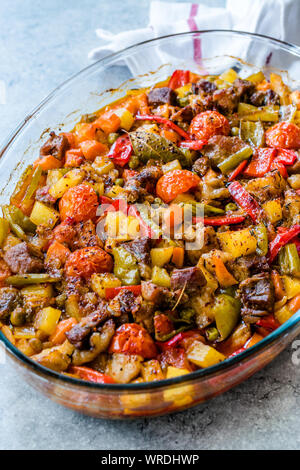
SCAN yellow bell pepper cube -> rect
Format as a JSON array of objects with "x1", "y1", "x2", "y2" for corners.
[
  {"x1": 150, "y1": 247, "x2": 174, "y2": 267},
  {"x1": 175, "y1": 83, "x2": 192, "y2": 97},
  {"x1": 275, "y1": 305, "x2": 293, "y2": 324},
  {"x1": 187, "y1": 340, "x2": 226, "y2": 368},
  {"x1": 141, "y1": 360, "x2": 164, "y2": 382},
  {"x1": 219, "y1": 68, "x2": 238, "y2": 83},
  {"x1": 217, "y1": 228, "x2": 257, "y2": 258},
  {"x1": 246, "y1": 71, "x2": 265, "y2": 84},
  {"x1": 30, "y1": 201, "x2": 60, "y2": 228},
  {"x1": 34, "y1": 307, "x2": 62, "y2": 336},
  {"x1": 93, "y1": 156, "x2": 115, "y2": 176}
]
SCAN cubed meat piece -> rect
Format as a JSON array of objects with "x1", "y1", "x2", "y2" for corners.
[
  {"x1": 202, "y1": 135, "x2": 247, "y2": 168},
  {"x1": 32, "y1": 340, "x2": 74, "y2": 372},
  {"x1": 71, "y1": 219, "x2": 102, "y2": 250},
  {"x1": 4, "y1": 242, "x2": 43, "y2": 274},
  {"x1": 171, "y1": 266, "x2": 206, "y2": 294},
  {"x1": 66, "y1": 302, "x2": 108, "y2": 349},
  {"x1": 123, "y1": 237, "x2": 151, "y2": 264},
  {"x1": 233, "y1": 78, "x2": 255, "y2": 99},
  {"x1": 212, "y1": 87, "x2": 239, "y2": 114},
  {"x1": 239, "y1": 273, "x2": 274, "y2": 322},
  {"x1": 250, "y1": 89, "x2": 280, "y2": 107},
  {"x1": 192, "y1": 156, "x2": 210, "y2": 177},
  {"x1": 138, "y1": 165, "x2": 163, "y2": 185},
  {"x1": 40, "y1": 131, "x2": 69, "y2": 160},
  {"x1": 108, "y1": 289, "x2": 140, "y2": 325},
  {"x1": 245, "y1": 171, "x2": 286, "y2": 204},
  {"x1": 172, "y1": 105, "x2": 194, "y2": 122},
  {"x1": 72, "y1": 319, "x2": 115, "y2": 366},
  {"x1": 227, "y1": 255, "x2": 269, "y2": 282},
  {"x1": 0, "y1": 287, "x2": 20, "y2": 320},
  {"x1": 283, "y1": 189, "x2": 300, "y2": 225},
  {"x1": 141, "y1": 281, "x2": 169, "y2": 304},
  {"x1": 192, "y1": 79, "x2": 217, "y2": 94},
  {"x1": 148, "y1": 87, "x2": 176, "y2": 106},
  {"x1": 35, "y1": 186, "x2": 56, "y2": 204}
]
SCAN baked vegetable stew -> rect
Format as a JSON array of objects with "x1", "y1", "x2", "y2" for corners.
[{"x1": 1, "y1": 67, "x2": 300, "y2": 385}]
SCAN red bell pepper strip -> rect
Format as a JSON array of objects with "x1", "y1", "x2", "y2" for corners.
[
  {"x1": 269, "y1": 225, "x2": 300, "y2": 262},
  {"x1": 275, "y1": 149, "x2": 298, "y2": 165},
  {"x1": 255, "y1": 315, "x2": 280, "y2": 331},
  {"x1": 168, "y1": 69, "x2": 190, "y2": 90},
  {"x1": 243, "y1": 148, "x2": 276, "y2": 178},
  {"x1": 193, "y1": 215, "x2": 246, "y2": 226},
  {"x1": 69, "y1": 366, "x2": 116, "y2": 384},
  {"x1": 228, "y1": 347, "x2": 246, "y2": 358},
  {"x1": 179, "y1": 139, "x2": 207, "y2": 150},
  {"x1": 270, "y1": 160, "x2": 288, "y2": 178},
  {"x1": 228, "y1": 160, "x2": 248, "y2": 182},
  {"x1": 228, "y1": 181, "x2": 263, "y2": 223},
  {"x1": 108, "y1": 135, "x2": 132, "y2": 167},
  {"x1": 105, "y1": 285, "x2": 142, "y2": 300},
  {"x1": 135, "y1": 114, "x2": 190, "y2": 140}
]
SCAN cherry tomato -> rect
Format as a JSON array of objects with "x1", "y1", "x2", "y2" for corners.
[
  {"x1": 65, "y1": 246, "x2": 113, "y2": 278},
  {"x1": 265, "y1": 121, "x2": 300, "y2": 149},
  {"x1": 109, "y1": 323, "x2": 158, "y2": 359},
  {"x1": 156, "y1": 169, "x2": 200, "y2": 203},
  {"x1": 189, "y1": 110, "x2": 230, "y2": 141},
  {"x1": 59, "y1": 183, "x2": 98, "y2": 222}
]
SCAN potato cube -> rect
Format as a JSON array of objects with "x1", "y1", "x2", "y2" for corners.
[
  {"x1": 217, "y1": 228, "x2": 257, "y2": 258},
  {"x1": 151, "y1": 266, "x2": 171, "y2": 288},
  {"x1": 141, "y1": 360, "x2": 164, "y2": 382},
  {"x1": 275, "y1": 305, "x2": 293, "y2": 324},
  {"x1": 162, "y1": 159, "x2": 182, "y2": 173},
  {"x1": 219, "y1": 68, "x2": 238, "y2": 83},
  {"x1": 114, "y1": 108, "x2": 134, "y2": 131},
  {"x1": 48, "y1": 169, "x2": 84, "y2": 199},
  {"x1": 34, "y1": 307, "x2": 61, "y2": 336},
  {"x1": 263, "y1": 199, "x2": 282, "y2": 224},
  {"x1": 30, "y1": 201, "x2": 60, "y2": 228},
  {"x1": 150, "y1": 247, "x2": 174, "y2": 267},
  {"x1": 163, "y1": 366, "x2": 193, "y2": 406},
  {"x1": 93, "y1": 156, "x2": 115, "y2": 176},
  {"x1": 91, "y1": 273, "x2": 121, "y2": 298},
  {"x1": 21, "y1": 284, "x2": 53, "y2": 309},
  {"x1": 187, "y1": 340, "x2": 226, "y2": 368}
]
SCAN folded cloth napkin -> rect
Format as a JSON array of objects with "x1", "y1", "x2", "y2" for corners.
[{"x1": 89, "y1": 0, "x2": 300, "y2": 66}]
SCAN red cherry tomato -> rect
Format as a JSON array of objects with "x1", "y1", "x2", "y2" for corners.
[
  {"x1": 59, "y1": 183, "x2": 98, "y2": 222},
  {"x1": 109, "y1": 323, "x2": 158, "y2": 359},
  {"x1": 65, "y1": 246, "x2": 113, "y2": 279},
  {"x1": 156, "y1": 169, "x2": 200, "y2": 203},
  {"x1": 189, "y1": 110, "x2": 230, "y2": 141},
  {"x1": 265, "y1": 121, "x2": 300, "y2": 149}
]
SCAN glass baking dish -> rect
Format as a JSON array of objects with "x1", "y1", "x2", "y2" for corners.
[{"x1": 1, "y1": 30, "x2": 300, "y2": 419}]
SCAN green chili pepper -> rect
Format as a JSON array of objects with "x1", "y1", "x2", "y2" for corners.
[
  {"x1": 112, "y1": 246, "x2": 140, "y2": 285},
  {"x1": 2, "y1": 206, "x2": 27, "y2": 241},
  {"x1": 205, "y1": 326, "x2": 219, "y2": 342},
  {"x1": 0, "y1": 217, "x2": 9, "y2": 247},
  {"x1": 280, "y1": 243, "x2": 300, "y2": 277},
  {"x1": 23, "y1": 165, "x2": 42, "y2": 201},
  {"x1": 6, "y1": 274, "x2": 61, "y2": 286},
  {"x1": 239, "y1": 121, "x2": 265, "y2": 147},
  {"x1": 155, "y1": 325, "x2": 190, "y2": 342},
  {"x1": 218, "y1": 146, "x2": 253, "y2": 175},
  {"x1": 253, "y1": 222, "x2": 268, "y2": 256},
  {"x1": 180, "y1": 201, "x2": 224, "y2": 217},
  {"x1": 212, "y1": 294, "x2": 240, "y2": 341},
  {"x1": 178, "y1": 308, "x2": 195, "y2": 324}
]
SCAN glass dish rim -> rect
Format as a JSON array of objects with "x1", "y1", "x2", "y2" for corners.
[{"x1": 1, "y1": 29, "x2": 300, "y2": 392}]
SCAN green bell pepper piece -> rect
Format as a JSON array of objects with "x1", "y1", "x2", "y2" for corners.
[
  {"x1": 112, "y1": 246, "x2": 140, "y2": 286},
  {"x1": 213, "y1": 294, "x2": 240, "y2": 341}
]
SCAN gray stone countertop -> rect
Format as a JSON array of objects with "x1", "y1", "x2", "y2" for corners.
[{"x1": 1, "y1": 0, "x2": 300, "y2": 450}]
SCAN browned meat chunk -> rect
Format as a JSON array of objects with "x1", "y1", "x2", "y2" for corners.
[
  {"x1": 141, "y1": 281, "x2": 169, "y2": 304},
  {"x1": 192, "y1": 79, "x2": 217, "y2": 94},
  {"x1": 233, "y1": 78, "x2": 255, "y2": 99},
  {"x1": 244, "y1": 171, "x2": 286, "y2": 204},
  {"x1": 192, "y1": 156, "x2": 210, "y2": 176},
  {"x1": 172, "y1": 105, "x2": 194, "y2": 123},
  {"x1": 108, "y1": 289, "x2": 139, "y2": 324},
  {"x1": 66, "y1": 302, "x2": 108, "y2": 349},
  {"x1": 71, "y1": 219, "x2": 102, "y2": 250},
  {"x1": 123, "y1": 237, "x2": 150, "y2": 264},
  {"x1": 202, "y1": 135, "x2": 247, "y2": 168},
  {"x1": 40, "y1": 131, "x2": 69, "y2": 160},
  {"x1": 4, "y1": 242, "x2": 43, "y2": 274},
  {"x1": 148, "y1": 87, "x2": 176, "y2": 106},
  {"x1": 213, "y1": 87, "x2": 238, "y2": 114},
  {"x1": 239, "y1": 273, "x2": 274, "y2": 323},
  {"x1": 0, "y1": 287, "x2": 21, "y2": 320},
  {"x1": 227, "y1": 255, "x2": 269, "y2": 282},
  {"x1": 250, "y1": 89, "x2": 279, "y2": 107},
  {"x1": 171, "y1": 267, "x2": 206, "y2": 294},
  {"x1": 138, "y1": 165, "x2": 163, "y2": 185}
]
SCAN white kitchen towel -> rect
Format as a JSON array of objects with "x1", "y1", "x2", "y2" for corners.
[{"x1": 89, "y1": 0, "x2": 300, "y2": 64}]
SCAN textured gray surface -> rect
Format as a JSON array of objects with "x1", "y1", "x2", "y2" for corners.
[{"x1": 1, "y1": 0, "x2": 300, "y2": 451}]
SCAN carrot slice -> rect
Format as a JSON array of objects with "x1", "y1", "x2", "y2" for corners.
[
  {"x1": 33, "y1": 155, "x2": 62, "y2": 170},
  {"x1": 50, "y1": 318, "x2": 77, "y2": 345},
  {"x1": 213, "y1": 256, "x2": 238, "y2": 287}
]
